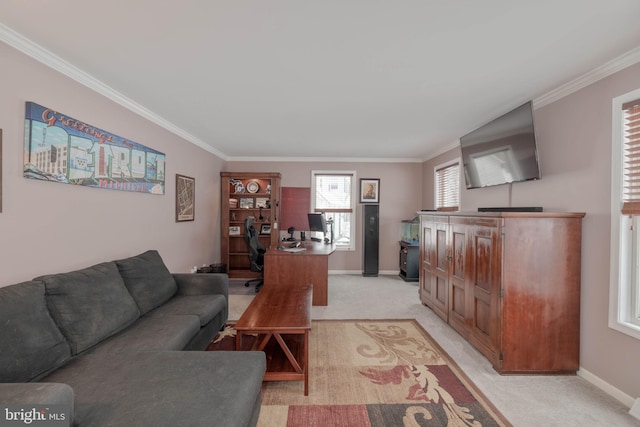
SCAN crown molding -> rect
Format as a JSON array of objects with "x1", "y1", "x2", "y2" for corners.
[
  {"x1": 533, "y1": 46, "x2": 640, "y2": 109},
  {"x1": 421, "y1": 139, "x2": 460, "y2": 162},
  {"x1": 4, "y1": 22, "x2": 639, "y2": 163},
  {"x1": 228, "y1": 155, "x2": 424, "y2": 163},
  {"x1": 421, "y1": 47, "x2": 640, "y2": 162},
  {"x1": 1, "y1": 25, "x2": 422, "y2": 165},
  {"x1": 0, "y1": 23, "x2": 230, "y2": 161}
]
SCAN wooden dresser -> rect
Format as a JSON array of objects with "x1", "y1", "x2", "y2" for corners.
[{"x1": 418, "y1": 211, "x2": 585, "y2": 374}]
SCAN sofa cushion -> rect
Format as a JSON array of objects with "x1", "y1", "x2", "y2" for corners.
[
  {"x1": 44, "y1": 350, "x2": 266, "y2": 427},
  {"x1": 0, "y1": 382, "x2": 74, "y2": 405},
  {"x1": 115, "y1": 250, "x2": 178, "y2": 315},
  {"x1": 0, "y1": 281, "x2": 71, "y2": 382},
  {"x1": 39, "y1": 262, "x2": 140, "y2": 355},
  {"x1": 148, "y1": 294, "x2": 226, "y2": 326},
  {"x1": 89, "y1": 314, "x2": 200, "y2": 354}
]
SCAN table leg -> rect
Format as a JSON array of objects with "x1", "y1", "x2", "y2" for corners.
[
  {"x1": 274, "y1": 334, "x2": 303, "y2": 374},
  {"x1": 304, "y1": 330, "x2": 309, "y2": 396},
  {"x1": 235, "y1": 331, "x2": 242, "y2": 351}
]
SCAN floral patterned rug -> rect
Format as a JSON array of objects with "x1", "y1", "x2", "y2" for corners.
[{"x1": 207, "y1": 319, "x2": 511, "y2": 427}]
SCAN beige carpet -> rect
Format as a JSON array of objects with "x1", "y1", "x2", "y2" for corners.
[{"x1": 210, "y1": 319, "x2": 511, "y2": 426}]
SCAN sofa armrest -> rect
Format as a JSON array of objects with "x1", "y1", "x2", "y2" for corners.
[
  {"x1": 172, "y1": 273, "x2": 229, "y2": 300},
  {"x1": 0, "y1": 383, "x2": 74, "y2": 425}
]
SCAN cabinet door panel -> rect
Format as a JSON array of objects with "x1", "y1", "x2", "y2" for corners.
[
  {"x1": 431, "y1": 224, "x2": 449, "y2": 320},
  {"x1": 448, "y1": 224, "x2": 468, "y2": 335},
  {"x1": 469, "y1": 225, "x2": 501, "y2": 363},
  {"x1": 474, "y1": 230, "x2": 494, "y2": 293},
  {"x1": 419, "y1": 220, "x2": 434, "y2": 306}
]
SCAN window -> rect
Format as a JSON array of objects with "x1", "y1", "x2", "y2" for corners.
[
  {"x1": 311, "y1": 171, "x2": 356, "y2": 250},
  {"x1": 435, "y1": 160, "x2": 460, "y2": 211},
  {"x1": 610, "y1": 89, "x2": 640, "y2": 340}
]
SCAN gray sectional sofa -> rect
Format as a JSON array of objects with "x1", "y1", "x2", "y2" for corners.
[{"x1": 0, "y1": 250, "x2": 266, "y2": 427}]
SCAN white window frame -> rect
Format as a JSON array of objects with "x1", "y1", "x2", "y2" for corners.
[
  {"x1": 610, "y1": 87, "x2": 640, "y2": 340},
  {"x1": 434, "y1": 159, "x2": 460, "y2": 211},
  {"x1": 311, "y1": 170, "x2": 357, "y2": 251}
]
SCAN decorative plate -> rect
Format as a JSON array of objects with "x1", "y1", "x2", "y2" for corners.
[
  {"x1": 230, "y1": 179, "x2": 244, "y2": 193},
  {"x1": 246, "y1": 181, "x2": 260, "y2": 193}
]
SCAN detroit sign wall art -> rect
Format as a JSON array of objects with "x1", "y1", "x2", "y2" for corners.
[{"x1": 23, "y1": 102, "x2": 165, "y2": 194}]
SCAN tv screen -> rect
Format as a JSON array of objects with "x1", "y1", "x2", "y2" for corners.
[{"x1": 460, "y1": 101, "x2": 540, "y2": 189}]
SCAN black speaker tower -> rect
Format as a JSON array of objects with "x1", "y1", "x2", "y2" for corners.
[{"x1": 362, "y1": 204, "x2": 379, "y2": 277}]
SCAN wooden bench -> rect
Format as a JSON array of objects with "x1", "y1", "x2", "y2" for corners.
[{"x1": 235, "y1": 282, "x2": 312, "y2": 395}]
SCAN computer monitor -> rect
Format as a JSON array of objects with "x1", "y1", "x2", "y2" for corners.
[{"x1": 307, "y1": 213, "x2": 327, "y2": 233}]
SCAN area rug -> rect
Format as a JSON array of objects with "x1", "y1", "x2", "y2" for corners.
[{"x1": 207, "y1": 319, "x2": 511, "y2": 427}]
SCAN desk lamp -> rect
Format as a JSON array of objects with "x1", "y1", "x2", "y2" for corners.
[{"x1": 286, "y1": 226, "x2": 296, "y2": 241}]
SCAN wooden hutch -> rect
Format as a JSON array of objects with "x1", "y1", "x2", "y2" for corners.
[{"x1": 220, "y1": 172, "x2": 281, "y2": 278}]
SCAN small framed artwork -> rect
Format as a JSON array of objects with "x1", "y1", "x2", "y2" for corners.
[
  {"x1": 360, "y1": 178, "x2": 380, "y2": 203},
  {"x1": 260, "y1": 224, "x2": 272, "y2": 234},
  {"x1": 229, "y1": 226, "x2": 241, "y2": 236},
  {"x1": 255, "y1": 197, "x2": 270, "y2": 208},
  {"x1": 176, "y1": 174, "x2": 195, "y2": 221},
  {"x1": 240, "y1": 197, "x2": 254, "y2": 209}
]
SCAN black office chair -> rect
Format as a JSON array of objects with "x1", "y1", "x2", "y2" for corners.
[{"x1": 243, "y1": 217, "x2": 265, "y2": 292}]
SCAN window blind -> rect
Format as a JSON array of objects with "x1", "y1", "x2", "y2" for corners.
[
  {"x1": 622, "y1": 98, "x2": 640, "y2": 215},
  {"x1": 314, "y1": 173, "x2": 353, "y2": 212},
  {"x1": 435, "y1": 162, "x2": 459, "y2": 211}
]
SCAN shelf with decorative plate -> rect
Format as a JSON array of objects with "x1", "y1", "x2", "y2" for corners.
[{"x1": 221, "y1": 172, "x2": 281, "y2": 278}]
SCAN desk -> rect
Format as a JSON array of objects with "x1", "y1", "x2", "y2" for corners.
[{"x1": 264, "y1": 242, "x2": 335, "y2": 306}]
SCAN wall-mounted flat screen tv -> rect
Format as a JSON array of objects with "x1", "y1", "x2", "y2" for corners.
[{"x1": 460, "y1": 101, "x2": 540, "y2": 189}]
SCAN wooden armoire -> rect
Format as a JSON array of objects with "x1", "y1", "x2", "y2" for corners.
[{"x1": 418, "y1": 211, "x2": 585, "y2": 374}]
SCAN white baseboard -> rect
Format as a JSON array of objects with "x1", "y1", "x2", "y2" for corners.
[
  {"x1": 328, "y1": 270, "x2": 401, "y2": 276},
  {"x1": 578, "y1": 367, "x2": 636, "y2": 409},
  {"x1": 629, "y1": 398, "x2": 640, "y2": 421}
]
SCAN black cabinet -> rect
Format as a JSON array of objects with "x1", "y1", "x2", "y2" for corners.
[{"x1": 399, "y1": 241, "x2": 419, "y2": 282}]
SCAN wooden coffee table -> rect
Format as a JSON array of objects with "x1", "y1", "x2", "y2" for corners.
[{"x1": 235, "y1": 282, "x2": 312, "y2": 395}]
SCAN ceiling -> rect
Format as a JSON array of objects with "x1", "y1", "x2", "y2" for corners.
[{"x1": 2, "y1": 1, "x2": 640, "y2": 162}]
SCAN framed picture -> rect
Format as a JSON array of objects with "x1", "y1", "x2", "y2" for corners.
[
  {"x1": 260, "y1": 224, "x2": 272, "y2": 234},
  {"x1": 175, "y1": 174, "x2": 195, "y2": 221},
  {"x1": 360, "y1": 178, "x2": 380, "y2": 203},
  {"x1": 240, "y1": 197, "x2": 254, "y2": 209},
  {"x1": 255, "y1": 197, "x2": 269, "y2": 208},
  {"x1": 229, "y1": 226, "x2": 241, "y2": 235},
  {"x1": 24, "y1": 102, "x2": 165, "y2": 194}
]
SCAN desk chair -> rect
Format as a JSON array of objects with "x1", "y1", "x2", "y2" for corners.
[{"x1": 243, "y1": 217, "x2": 265, "y2": 292}]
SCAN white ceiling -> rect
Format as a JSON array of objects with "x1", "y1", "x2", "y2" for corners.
[{"x1": 2, "y1": 1, "x2": 640, "y2": 161}]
